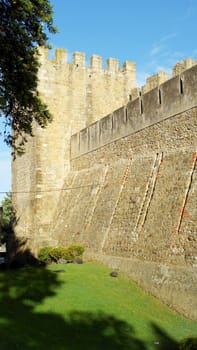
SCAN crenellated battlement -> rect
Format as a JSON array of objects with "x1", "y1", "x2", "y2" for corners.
[
  {"x1": 173, "y1": 57, "x2": 197, "y2": 75},
  {"x1": 38, "y1": 47, "x2": 136, "y2": 73},
  {"x1": 130, "y1": 58, "x2": 197, "y2": 99},
  {"x1": 71, "y1": 63, "x2": 197, "y2": 159},
  {"x1": 38, "y1": 46, "x2": 136, "y2": 128}
]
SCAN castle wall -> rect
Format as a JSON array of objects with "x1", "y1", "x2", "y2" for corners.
[
  {"x1": 12, "y1": 51, "x2": 197, "y2": 319},
  {"x1": 48, "y1": 65, "x2": 197, "y2": 319},
  {"x1": 12, "y1": 48, "x2": 136, "y2": 246},
  {"x1": 71, "y1": 65, "x2": 197, "y2": 158},
  {"x1": 12, "y1": 132, "x2": 36, "y2": 241}
]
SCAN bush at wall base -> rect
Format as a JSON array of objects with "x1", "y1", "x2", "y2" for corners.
[{"x1": 37, "y1": 244, "x2": 85, "y2": 264}]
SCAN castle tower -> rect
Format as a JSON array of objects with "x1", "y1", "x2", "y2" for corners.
[{"x1": 12, "y1": 47, "x2": 136, "y2": 250}]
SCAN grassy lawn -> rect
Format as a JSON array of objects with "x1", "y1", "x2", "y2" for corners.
[{"x1": 0, "y1": 261, "x2": 196, "y2": 350}]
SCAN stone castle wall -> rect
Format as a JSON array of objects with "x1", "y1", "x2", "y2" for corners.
[
  {"x1": 48, "y1": 64, "x2": 197, "y2": 319},
  {"x1": 70, "y1": 64, "x2": 197, "y2": 158},
  {"x1": 12, "y1": 47, "x2": 136, "y2": 245},
  {"x1": 12, "y1": 50, "x2": 197, "y2": 319}
]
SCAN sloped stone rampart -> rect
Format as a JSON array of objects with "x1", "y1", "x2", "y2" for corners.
[
  {"x1": 68, "y1": 106, "x2": 197, "y2": 319},
  {"x1": 61, "y1": 147, "x2": 196, "y2": 319},
  {"x1": 12, "y1": 57, "x2": 197, "y2": 319}
]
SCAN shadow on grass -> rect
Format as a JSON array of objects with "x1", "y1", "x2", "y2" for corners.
[
  {"x1": 0, "y1": 265, "x2": 180, "y2": 350},
  {"x1": 0, "y1": 231, "x2": 180, "y2": 349}
]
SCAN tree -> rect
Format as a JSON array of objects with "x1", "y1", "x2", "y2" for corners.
[
  {"x1": 0, "y1": 0, "x2": 57, "y2": 153},
  {"x1": 0, "y1": 192, "x2": 12, "y2": 243}
]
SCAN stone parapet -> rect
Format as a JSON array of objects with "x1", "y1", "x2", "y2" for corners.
[
  {"x1": 71, "y1": 64, "x2": 197, "y2": 159},
  {"x1": 38, "y1": 47, "x2": 136, "y2": 75}
]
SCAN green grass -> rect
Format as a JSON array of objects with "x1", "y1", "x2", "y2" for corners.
[{"x1": 0, "y1": 262, "x2": 196, "y2": 350}]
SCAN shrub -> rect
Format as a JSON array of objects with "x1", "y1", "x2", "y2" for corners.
[
  {"x1": 37, "y1": 244, "x2": 85, "y2": 263},
  {"x1": 67, "y1": 244, "x2": 85, "y2": 260},
  {"x1": 49, "y1": 247, "x2": 64, "y2": 262},
  {"x1": 37, "y1": 246, "x2": 53, "y2": 263},
  {"x1": 61, "y1": 247, "x2": 73, "y2": 261}
]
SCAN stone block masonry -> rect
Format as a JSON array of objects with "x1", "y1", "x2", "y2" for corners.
[
  {"x1": 71, "y1": 64, "x2": 197, "y2": 158},
  {"x1": 12, "y1": 49, "x2": 197, "y2": 320},
  {"x1": 69, "y1": 65, "x2": 197, "y2": 320},
  {"x1": 12, "y1": 47, "x2": 136, "y2": 246}
]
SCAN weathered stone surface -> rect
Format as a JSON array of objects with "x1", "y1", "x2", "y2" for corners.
[
  {"x1": 12, "y1": 51, "x2": 197, "y2": 319},
  {"x1": 12, "y1": 48, "x2": 136, "y2": 251},
  {"x1": 71, "y1": 65, "x2": 197, "y2": 158},
  {"x1": 86, "y1": 253, "x2": 197, "y2": 320}
]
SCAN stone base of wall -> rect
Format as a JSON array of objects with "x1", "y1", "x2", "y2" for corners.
[{"x1": 85, "y1": 252, "x2": 197, "y2": 320}]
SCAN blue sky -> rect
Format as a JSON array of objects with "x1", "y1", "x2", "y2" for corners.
[{"x1": 0, "y1": 0, "x2": 197, "y2": 201}]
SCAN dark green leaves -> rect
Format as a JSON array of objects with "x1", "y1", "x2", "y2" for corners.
[{"x1": 0, "y1": 0, "x2": 57, "y2": 153}]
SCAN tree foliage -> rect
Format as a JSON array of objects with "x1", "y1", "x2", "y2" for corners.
[
  {"x1": 0, "y1": 192, "x2": 12, "y2": 243},
  {"x1": 0, "y1": 0, "x2": 57, "y2": 153}
]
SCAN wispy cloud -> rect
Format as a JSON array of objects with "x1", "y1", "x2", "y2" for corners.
[
  {"x1": 159, "y1": 33, "x2": 178, "y2": 43},
  {"x1": 185, "y1": 0, "x2": 195, "y2": 19},
  {"x1": 150, "y1": 32, "x2": 178, "y2": 58},
  {"x1": 174, "y1": 0, "x2": 197, "y2": 21},
  {"x1": 136, "y1": 33, "x2": 185, "y2": 87},
  {"x1": 150, "y1": 45, "x2": 164, "y2": 57}
]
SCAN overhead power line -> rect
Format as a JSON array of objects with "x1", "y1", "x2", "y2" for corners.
[{"x1": 0, "y1": 183, "x2": 100, "y2": 195}]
